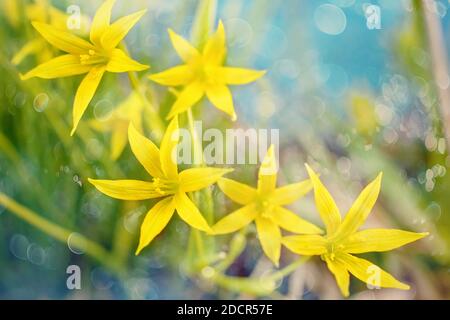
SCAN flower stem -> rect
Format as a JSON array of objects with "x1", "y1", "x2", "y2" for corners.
[
  {"x1": 119, "y1": 43, "x2": 165, "y2": 141},
  {"x1": 0, "y1": 192, "x2": 124, "y2": 275},
  {"x1": 269, "y1": 256, "x2": 311, "y2": 281},
  {"x1": 187, "y1": 108, "x2": 203, "y2": 166}
]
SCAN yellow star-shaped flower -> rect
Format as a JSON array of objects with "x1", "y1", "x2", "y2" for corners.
[
  {"x1": 213, "y1": 145, "x2": 322, "y2": 266},
  {"x1": 89, "y1": 116, "x2": 233, "y2": 254},
  {"x1": 21, "y1": 0, "x2": 149, "y2": 135},
  {"x1": 12, "y1": 0, "x2": 90, "y2": 66},
  {"x1": 149, "y1": 20, "x2": 266, "y2": 120},
  {"x1": 282, "y1": 164, "x2": 428, "y2": 297}
]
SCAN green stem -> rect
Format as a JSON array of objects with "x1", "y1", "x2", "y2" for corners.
[
  {"x1": 127, "y1": 70, "x2": 164, "y2": 140},
  {"x1": 186, "y1": 109, "x2": 218, "y2": 269},
  {"x1": 207, "y1": 256, "x2": 310, "y2": 296},
  {"x1": 120, "y1": 43, "x2": 165, "y2": 141},
  {"x1": 187, "y1": 108, "x2": 203, "y2": 166},
  {"x1": 0, "y1": 192, "x2": 124, "y2": 275},
  {"x1": 215, "y1": 229, "x2": 247, "y2": 272},
  {"x1": 269, "y1": 256, "x2": 310, "y2": 281}
]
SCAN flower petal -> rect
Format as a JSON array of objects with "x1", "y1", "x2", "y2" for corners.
[
  {"x1": 272, "y1": 206, "x2": 322, "y2": 234},
  {"x1": 217, "y1": 177, "x2": 257, "y2": 205},
  {"x1": 168, "y1": 29, "x2": 200, "y2": 63},
  {"x1": 335, "y1": 173, "x2": 382, "y2": 240},
  {"x1": 106, "y1": 48, "x2": 149, "y2": 72},
  {"x1": 128, "y1": 123, "x2": 164, "y2": 178},
  {"x1": 179, "y1": 167, "x2": 233, "y2": 192},
  {"x1": 90, "y1": 0, "x2": 115, "y2": 45},
  {"x1": 167, "y1": 82, "x2": 204, "y2": 119},
  {"x1": 32, "y1": 21, "x2": 95, "y2": 54},
  {"x1": 342, "y1": 229, "x2": 428, "y2": 254},
  {"x1": 148, "y1": 65, "x2": 194, "y2": 86},
  {"x1": 12, "y1": 39, "x2": 44, "y2": 65},
  {"x1": 255, "y1": 217, "x2": 281, "y2": 266},
  {"x1": 212, "y1": 204, "x2": 256, "y2": 234},
  {"x1": 217, "y1": 67, "x2": 266, "y2": 85},
  {"x1": 110, "y1": 126, "x2": 128, "y2": 160},
  {"x1": 71, "y1": 66, "x2": 106, "y2": 135},
  {"x1": 21, "y1": 54, "x2": 91, "y2": 80},
  {"x1": 203, "y1": 20, "x2": 226, "y2": 65},
  {"x1": 88, "y1": 178, "x2": 159, "y2": 200},
  {"x1": 135, "y1": 197, "x2": 175, "y2": 254},
  {"x1": 205, "y1": 83, "x2": 236, "y2": 120},
  {"x1": 305, "y1": 164, "x2": 341, "y2": 236},
  {"x1": 160, "y1": 116, "x2": 180, "y2": 179},
  {"x1": 281, "y1": 235, "x2": 327, "y2": 256},
  {"x1": 324, "y1": 256, "x2": 350, "y2": 297},
  {"x1": 101, "y1": 9, "x2": 147, "y2": 50},
  {"x1": 174, "y1": 192, "x2": 212, "y2": 232},
  {"x1": 339, "y1": 253, "x2": 410, "y2": 290},
  {"x1": 257, "y1": 145, "x2": 278, "y2": 194},
  {"x1": 270, "y1": 179, "x2": 312, "y2": 206}
]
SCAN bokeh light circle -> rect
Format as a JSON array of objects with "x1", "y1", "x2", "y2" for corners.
[{"x1": 314, "y1": 4, "x2": 347, "y2": 35}]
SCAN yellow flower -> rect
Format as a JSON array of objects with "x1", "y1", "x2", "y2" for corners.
[
  {"x1": 21, "y1": 0, "x2": 149, "y2": 135},
  {"x1": 212, "y1": 145, "x2": 322, "y2": 266},
  {"x1": 149, "y1": 20, "x2": 266, "y2": 120},
  {"x1": 89, "y1": 91, "x2": 144, "y2": 160},
  {"x1": 12, "y1": 0, "x2": 90, "y2": 65},
  {"x1": 89, "y1": 116, "x2": 233, "y2": 254},
  {"x1": 282, "y1": 164, "x2": 428, "y2": 297}
]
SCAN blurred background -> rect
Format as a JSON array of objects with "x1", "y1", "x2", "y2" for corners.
[{"x1": 0, "y1": 0, "x2": 449, "y2": 299}]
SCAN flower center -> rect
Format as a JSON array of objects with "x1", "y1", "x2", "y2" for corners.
[
  {"x1": 322, "y1": 242, "x2": 345, "y2": 261},
  {"x1": 256, "y1": 198, "x2": 274, "y2": 219},
  {"x1": 80, "y1": 50, "x2": 108, "y2": 66},
  {"x1": 152, "y1": 177, "x2": 178, "y2": 196},
  {"x1": 191, "y1": 58, "x2": 218, "y2": 85}
]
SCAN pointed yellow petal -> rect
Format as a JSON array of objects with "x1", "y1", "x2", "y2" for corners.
[
  {"x1": 71, "y1": 66, "x2": 106, "y2": 135},
  {"x1": 281, "y1": 235, "x2": 327, "y2": 255},
  {"x1": 135, "y1": 197, "x2": 175, "y2": 255},
  {"x1": 21, "y1": 54, "x2": 91, "y2": 80},
  {"x1": 257, "y1": 145, "x2": 278, "y2": 194},
  {"x1": 324, "y1": 256, "x2": 350, "y2": 297},
  {"x1": 32, "y1": 21, "x2": 95, "y2": 54},
  {"x1": 160, "y1": 116, "x2": 180, "y2": 179},
  {"x1": 101, "y1": 9, "x2": 147, "y2": 50},
  {"x1": 12, "y1": 39, "x2": 44, "y2": 65},
  {"x1": 110, "y1": 127, "x2": 128, "y2": 160},
  {"x1": 88, "y1": 178, "x2": 159, "y2": 200},
  {"x1": 270, "y1": 179, "x2": 312, "y2": 206},
  {"x1": 305, "y1": 164, "x2": 341, "y2": 235},
  {"x1": 217, "y1": 67, "x2": 266, "y2": 85},
  {"x1": 335, "y1": 173, "x2": 382, "y2": 240},
  {"x1": 205, "y1": 83, "x2": 236, "y2": 120},
  {"x1": 106, "y1": 48, "x2": 149, "y2": 72},
  {"x1": 272, "y1": 206, "x2": 322, "y2": 234},
  {"x1": 217, "y1": 177, "x2": 257, "y2": 205},
  {"x1": 342, "y1": 229, "x2": 428, "y2": 254},
  {"x1": 212, "y1": 204, "x2": 256, "y2": 235},
  {"x1": 168, "y1": 29, "x2": 200, "y2": 63},
  {"x1": 179, "y1": 167, "x2": 233, "y2": 192},
  {"x1": 203, "y1": 20, "x2": 226, "y2": 65},
  {"x1": 255, "y1": 217, "x2": 281, "y2": 266},
  {"x1": 90, "y1": 0, "x2": 115, "y2": 45},
  {"x1": 128, "y1": 123, "x2": 164, "y2": 178},
  {"x1": 174, "y1": 192, "x2": 212, "y2": 232},
  {"x1": 166, "y1": 82, "x2": 204, "y2": 119},
  {"x1": 148, "y1": 65, "x2": 194, "y2": 86},
  {"x1": 339, "y1": 253, "x2": 410, "y2": 290}
]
